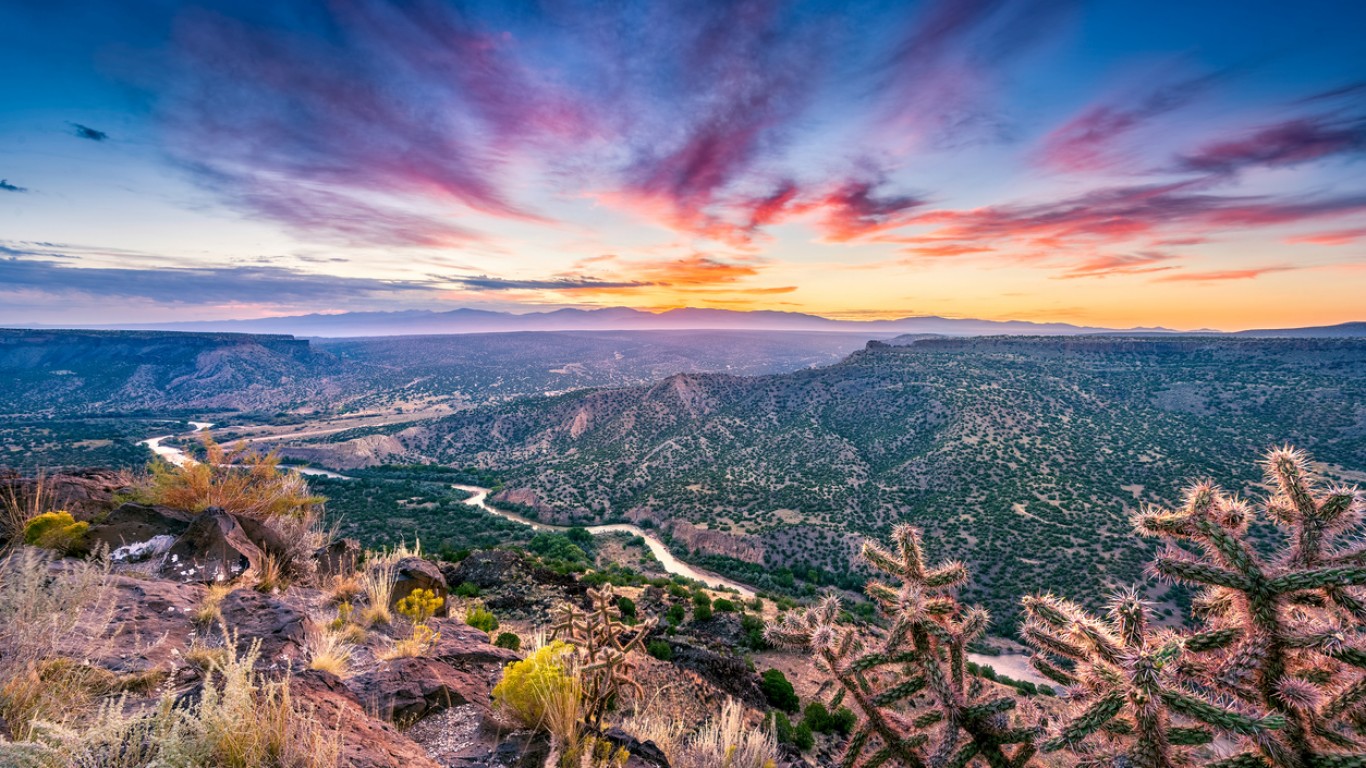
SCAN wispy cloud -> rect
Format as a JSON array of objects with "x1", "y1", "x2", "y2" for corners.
[
  {"x1": 68, "y1": 122, "x2": 108, "y2": 141},
  {"x1": 457, "y1": 275, "x2": 652, "y2": 292},
  {"x1": 1056, "y1": 251, "x2": 1180, "y2": 279},
  {"x1": 1153, "y1": 265, "x2": 1298, "y2": 283},
  {"x1": 1175, "y1": 114, "x2": 1366, "y2": 176},
  {"x1": 0, "y1": 179, "x2": 26, "y2": 193},
  {"x1": 1034, "y1": 72, "x2": 1220, "y2": 173}
]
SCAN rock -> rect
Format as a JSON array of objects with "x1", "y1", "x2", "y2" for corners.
[
  {"x1": 428, "y1": 619, "x2": 522, "y2": 668},
  {"x1": 316, "y1": 537, "x2": 360, "y2": 579},
  {"x1": 110, "y1": 534, "x2": 177, "y2": 564},
  {"x1": 603, "y1": 727, "x2": 671, "y2": 768},
  {"x1": 159, "y1": 509, "x2": 260, "y2": 583},
  {"x1": 94, "y1": 575, "x2": 202, "y2": 678},
  {"x1": 390, "y1": 556, "x2": 449, "y2": 617},
  {"x1": 290, "y1": 670, "x2": 442, "y2": 768},
  {"x1": 87, "y1": 503, "x2": 194, "y2": 553},
  {"x1": 484, "y1": 730, "x2": 553, "y2": 768},
  {"x1": 347, "y1": 656, "x2": 488, "y2": 723},
  {"x1": 216, "y1": 589, "x2": 307, "y2": 666},
  {"x1": 671, "y1": 644, "x2": 765, "y2": 707}
]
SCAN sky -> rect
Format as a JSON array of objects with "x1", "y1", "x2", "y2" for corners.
[{"x1": 1, "y1": 0, "x2": 1365, "y2": 331}]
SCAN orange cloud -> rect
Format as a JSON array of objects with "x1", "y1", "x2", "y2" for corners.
[
  {"x1": 1285, "y1": 228, "x2": 1366, "y2": 246},
  {"x1": 1153, "y1": 265, "x2": 1297, "y2": 283}
]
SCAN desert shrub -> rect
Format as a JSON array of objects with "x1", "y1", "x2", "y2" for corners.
[
  {"x1": 666, "y1": 603, "x2": 685, "y2": 626},
  {"x1": 646, "y1": 640, "x2": 672, "y2": 661},
  {"x1": 692, "y1": 601, "x2": 712, "y2": 622},
  {"x1": 493, "y1": 640, "x2": 578, "y2": 729},
  {"x1": 758, "y1": 669, "x2": 798, "y2": 713},
  {"x1": 146, "y1": 434, "x2": 322, "y2": 520},
  {"x1": 739, "y1": 613, "x2": 768, "y2": 650},
  {"x1": 381, "y1": 587, "x2": 444, "y2": 659},
  {"x1": 465, "y1": 604, "x2": 499, "y2": 633},
  {"x1": 21, "y1": 512, "x2": 89, "y2": 554},
  {"x1": 713, "y1": 598, "x2": 736, "y2": 613},
  {"x1": 793, "y1": 721, "x2": 814, "y2": 752},
  {"x1": 616, "y1": 596, "x2": 636, "y2": 619},
  {"x1": 770, "y1": 710, "x2": 794, "y2": 744},
  {"x1": 494, "y1": 632, "x2": 521, "y2": 651},
  {"x1": 454, "y1": 581, "x2": 481, "y2": 598}
]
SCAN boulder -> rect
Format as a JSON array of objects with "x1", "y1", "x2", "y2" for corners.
[
  {"x1": 216, "y1": 589, "x2": 307, "y2": 667},
  {"x1": 428, "y1": 619, "x2": 522, "y2": 668},
  {"x1": 87, "y1": 503, "x2": 193, "y2": 554},
  {"x1": 670, "y1": 644, "x2": 765, "y2": 707},
  {"x1": 603, "y1": 727, "x2": 671, "y2": 768},
  {"x1": 159, "y1": 509, "x2": 260, "y2": 583},
  {"x1": 315, "y1": 537, "x2": 361, "y2": 579},
  {"x1": 291, "y1": 670, "x2": 442, "y2": 768},
  {"x1": 391, "y1": 556, "x2": 449, "y2": 617},
  {"x1": 347, "y1": 656, "x2": 488, "y2": 723}
]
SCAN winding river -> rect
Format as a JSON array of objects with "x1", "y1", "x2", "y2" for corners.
[{"x1": 138, "y1": 421, "x2": 1046, "y2": 685}]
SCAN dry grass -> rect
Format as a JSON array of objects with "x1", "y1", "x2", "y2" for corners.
[
  {"x1": 145, "y1": 435, "x2": 323, "y2": 520},
  {"x1": 376, "y1": 624, "x2": 439, "y2": 661},
  {"x1": 1, "y1": 472, "x2": 62, "y2": 548},
  {"x1": 252, "y1": 551, "x2": 288, "y2": 594},
  {"x1": 629, "y1": 699, "x2": 778, "y2": 768},
  {"x1": 306, "y1": 625, "x2": 354, "y2": 677},
  {"x1": 195, "y1": 583, "x2": 234, "y2": 626},
  {"x1": 0, "y1": 548, "x2": 118, "y2": 740},
  {"x1": 358, "y1": 557, "x2": 397, "y2": 627},
  {"x1": 326, "y1": 572, "x2": 362, "y2": 605},
  {"x1": 6, "y1": 640, "x2": 342, "y2": 767}
]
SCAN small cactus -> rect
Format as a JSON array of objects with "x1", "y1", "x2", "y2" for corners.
[
  {"x1": 766, "y1": 524, "x2": 1036, "y2": 768},
  {"x1": 1132, "y1": 447, "x2": 1366, "y2": 767},
  {"x1": 550, "y1": 584, "x2": 656, "y2": 729}
]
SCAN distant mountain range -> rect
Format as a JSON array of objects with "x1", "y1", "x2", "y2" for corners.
[
  {"x1": 13, "y1": 307, "x2": 1363, "y2": 339},
  {"x1": 41, "y1": 306, "x2": 1194, "y2": 338}
]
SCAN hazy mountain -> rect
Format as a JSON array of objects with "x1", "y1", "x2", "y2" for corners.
[
  {"x1": 0, "y1": 328, "x2": 875, "y2": 415},
  {"x1": 1236, "y1": 321, "x2": 1366, "y2": 338},
  {"x1": 42, "y1": 306, "x2": 1185, "y2": 337}
]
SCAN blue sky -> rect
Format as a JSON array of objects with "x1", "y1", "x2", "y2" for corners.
[{"x1": 2, "y1": 0, "x2": 1364, "y2": 329}]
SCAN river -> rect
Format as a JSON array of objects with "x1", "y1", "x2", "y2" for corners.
[{"x1": 138, "y1": 420, "x2": 1045, "y2": 684}]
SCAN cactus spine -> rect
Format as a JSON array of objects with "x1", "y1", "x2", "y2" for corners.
[
  {"x1": 767, "y1": 524, "x2": 1036, "y2": 768},
  {"x1": 1132, "y1": 447, "x2": 1366, "y2": 767},
  {"x1": 1021, "y1": 588, "x2": 1282, "y2": 767}
]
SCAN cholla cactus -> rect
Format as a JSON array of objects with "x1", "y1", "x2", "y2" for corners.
[
  {"x1": 550, "y1": 584, "x2": 657, "y2": 728},
  {"x1": 1133, "y1": 447, "x2": 1366, "y2": 767},
  {"x1": 1021, "y1": 589, "x2": 1282, "y2": 767},
  {"x1": 766, "y1": 524, "x2": 1036, "y2": 768}
]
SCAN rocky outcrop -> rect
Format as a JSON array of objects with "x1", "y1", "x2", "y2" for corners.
[
  {"x1": 291, "y1": 670, "x2": 442, "y2": 768},
  {"x1": 665, "y1": 520, "x2": 764, "y2": 564},
  {"x1": 159, "y1": 509, "x2": 259, "y2": 583},
  {"x1": 348, "y1": 656, "x2": 488, "y2": 723},
  {"x1": 444, "y1": 550, "x2": 584, "y2": 620},
  {"x1": 87, "y1": 503, "x2": 193, "y2": 552},
  {"x1": 217, "y1": 589, "x2": 308, "y2": 665}
]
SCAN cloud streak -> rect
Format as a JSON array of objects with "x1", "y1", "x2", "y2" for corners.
[
  {"x1": 0, "y1": 179, "x2": 26, "y2": 193},
  {"x1": 68, "y1": 122, "x2": 108, "y2": 141}
]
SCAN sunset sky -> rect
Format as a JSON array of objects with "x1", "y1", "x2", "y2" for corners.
[{"x1": 2, "y1": 0, "x2": 1364, "y2": 330}]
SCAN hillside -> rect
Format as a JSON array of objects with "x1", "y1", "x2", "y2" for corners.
[{"x1": 371, "y1": 336, "x2": 1366, "y2": 626}]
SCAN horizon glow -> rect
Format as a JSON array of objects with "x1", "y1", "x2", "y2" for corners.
[{"x1": 1, "y1": 1, "x2": 1365, "y2": 331}]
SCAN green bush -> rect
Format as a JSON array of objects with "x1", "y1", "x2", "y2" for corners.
[
  {"x1": 770, "y1": 710, "x2": 794, "y2": 744},
  {"x1": 713, "y1": 598, "x2": 736, "y2": 612},
  {"x1": 760, "y1": 669, "x2": 798, "y2": 712},
  {"x1": 666, "y1": 603, "x2": 686, "y2": 626},
  {"x1": 740, "y1": 613, "x2": 768, "y2": 650},
  {"x1": 692, "y1": 602, "x2": 712, "y2": 622},
  {"x1": 465, "y1": 605, "x2": 499, "y2": 633},
  {"x1": 494, "y1": 632, "x2": 521, "y2": 651},
  {"x1": 22, "y1": 511, "x2": 89, "y2": 554},
  {"x1": 646, "y1": 640, "x2": 673, "y2": 661},
  {"x1": 492, "y1": 641, "x2": 575, "y2": 728},
  {"x1": 616, "y1": 596, "x2": 636, "y2": 619},
  {"x1": 454, "y1": 582, "x2": 481, "y2": 598},
  {"x1": 794, "y1": 721, "x2": 814, "y2": 751}
]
